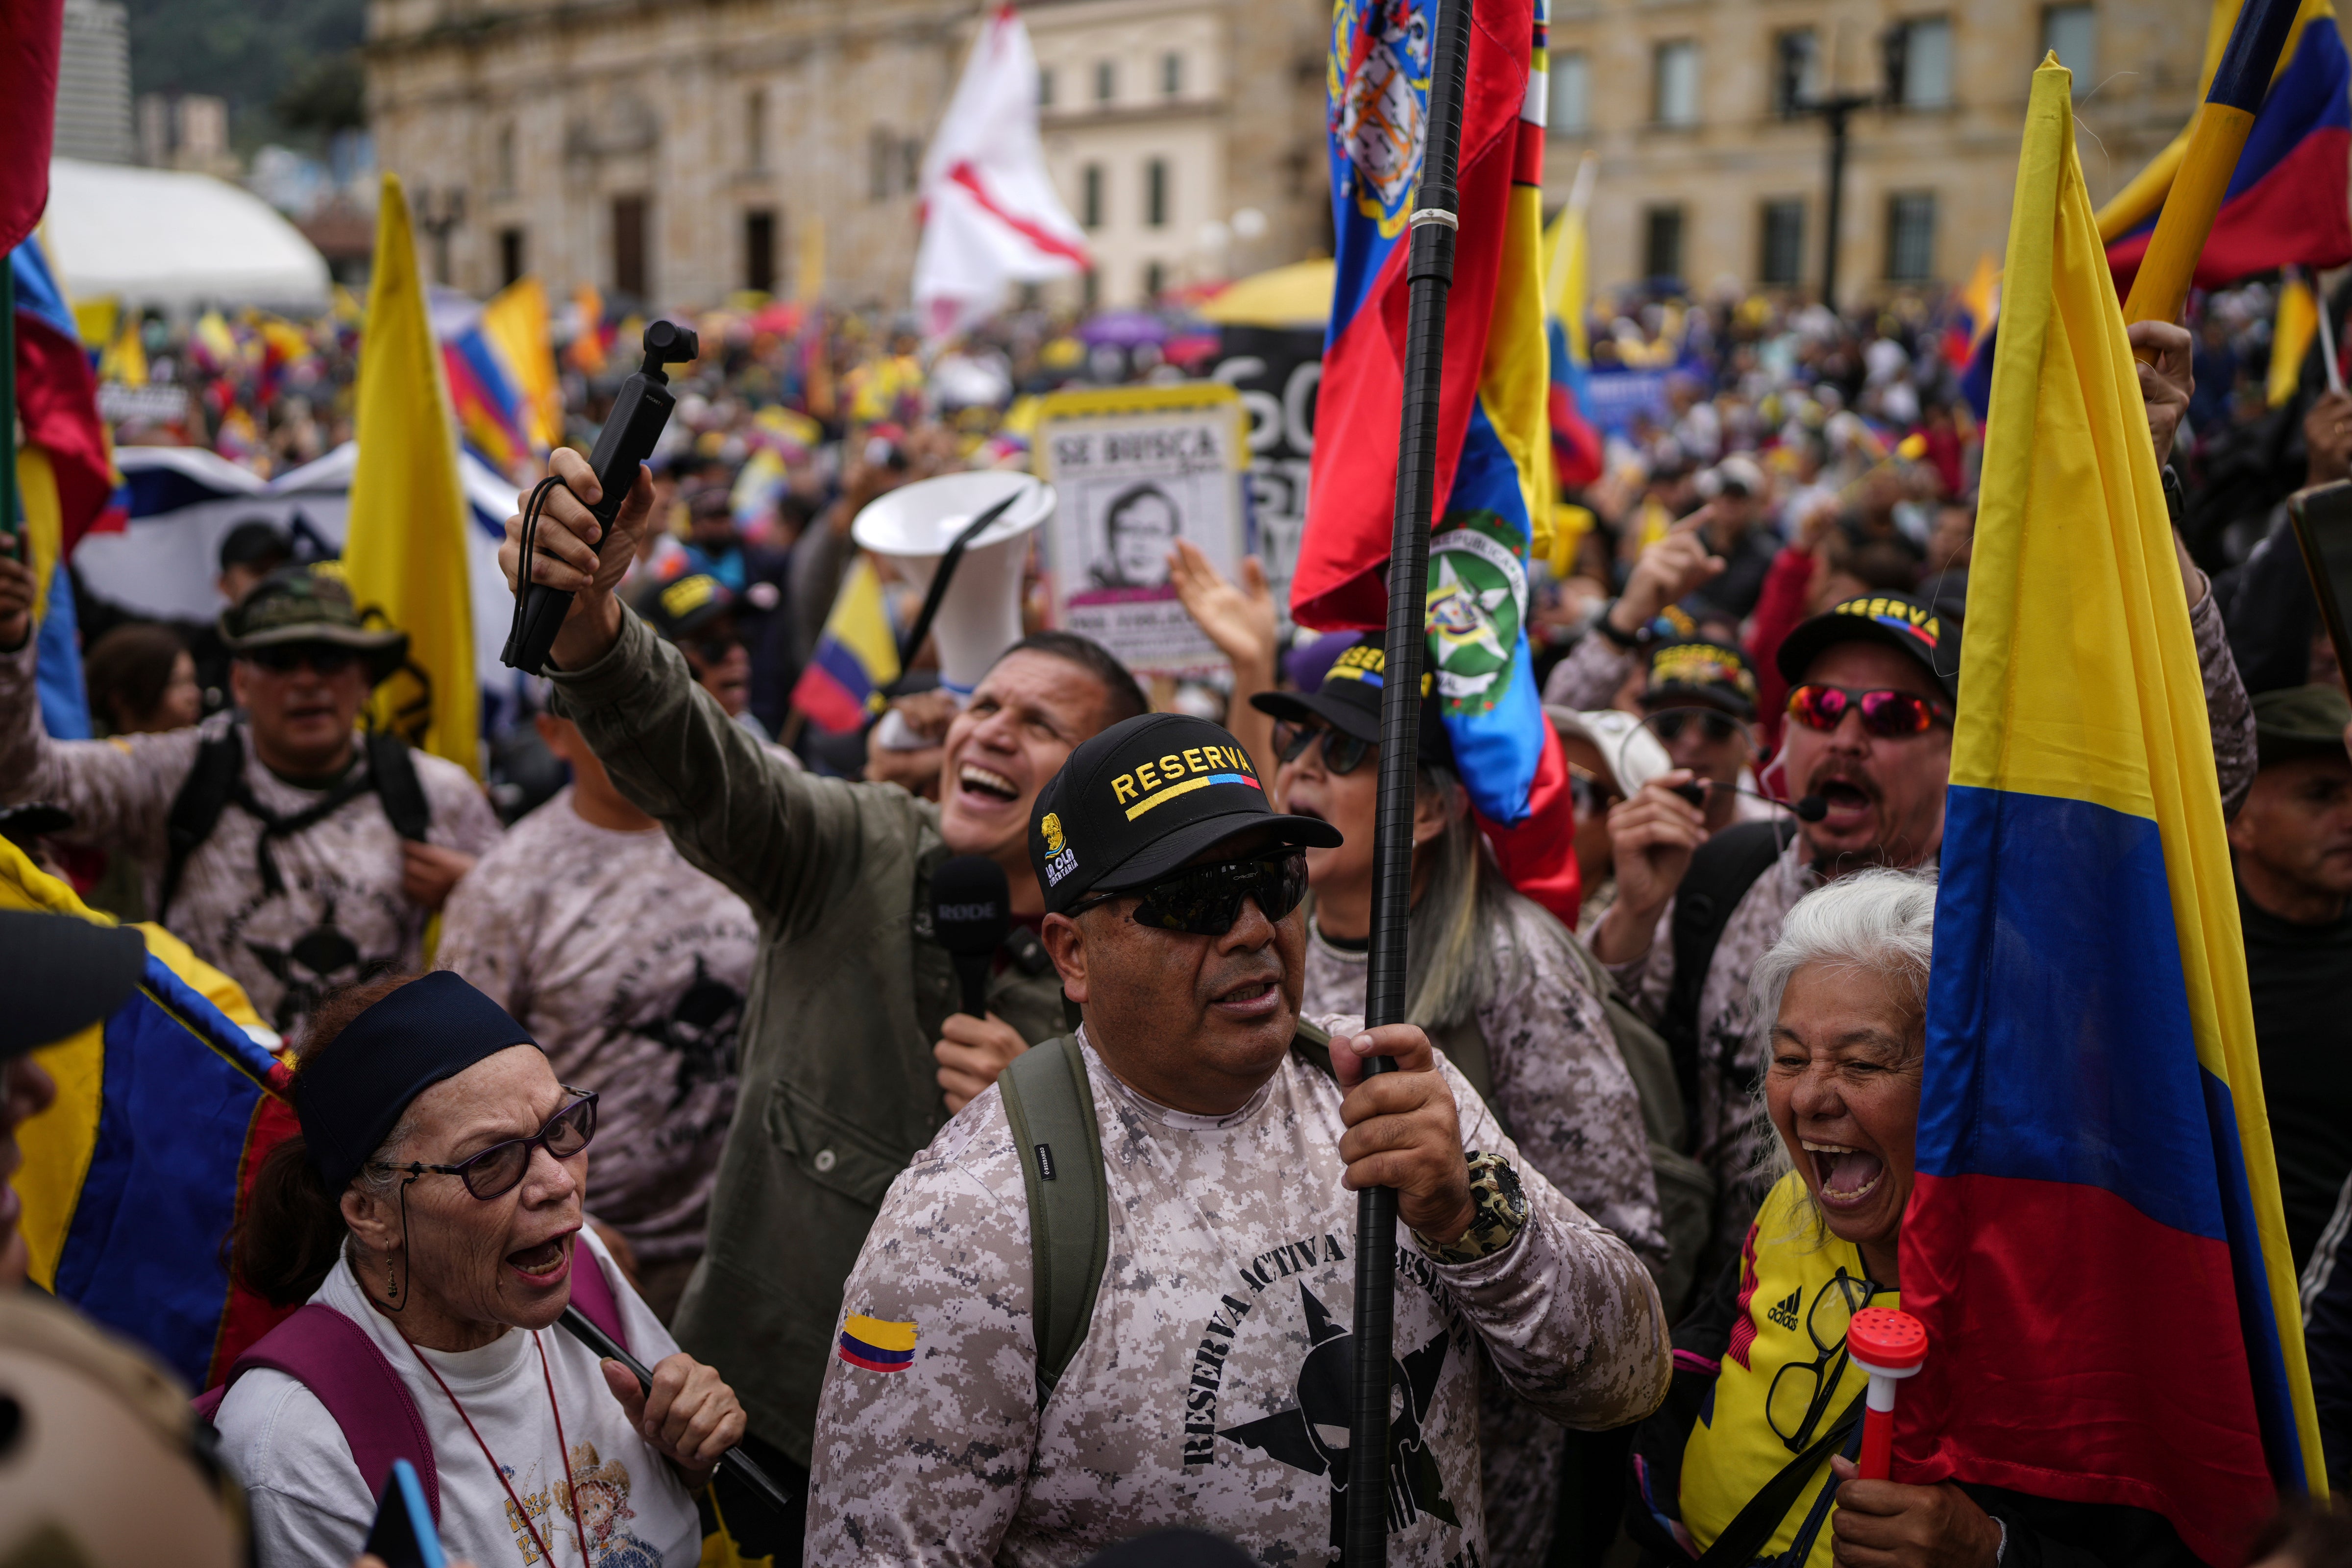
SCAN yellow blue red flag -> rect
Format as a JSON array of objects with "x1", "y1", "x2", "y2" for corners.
[
  {"x1": 1900, "y1": 59, "x2": 2325, "y2": 1561},
  {"x1": 345, "y1": 173, "x2": 479, "y2": 777},
  {"x1": 4, "y1": 839, "x2": 299, "y2": 1391}
]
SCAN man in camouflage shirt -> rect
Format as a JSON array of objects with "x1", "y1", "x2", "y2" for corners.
[
  {"x1": 807, "y1": 713, "x2": 1670, "y2": 1565},
  {"x1": 1592, "y1": 581, "x2": 2255, "y2": 1272},
  {"x1": 0, "y1": 562, "x2": 498, "y2": 1036}
]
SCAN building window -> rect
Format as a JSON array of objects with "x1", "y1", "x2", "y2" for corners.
[
  {"x1": 2042, "y1": 3, "x2": 2095, "y2": 84},
  {"x1": 1081, "y1": 163, "x2": 1103, "y2": 229},
  {"x1": 1886, "y1": 191, "x2": 1936, "y2": 281},
  {"x1": 1643, "y1": 204, "x2": 1685, "y2": 280},
  {"x1": 498, "y1": 226, "x2": 525, "y2": 288},
  {"x1": 1890, "y1": 17, "x2": 1953, "y2": 108},
  {"x1": 1549, "y1": 49, "x2": 1589, "y2": 133},
  {"x1": 1082, "y1": 267, "x2": 1099, "y2": 310},
  {"x1": 1145, "y1": 260, "x2": 1165, "y2": 299},
  {"x1": 870, "y1": 128, "x2": 900, "y2": 200},
  {"x1": 495, "y1": 122, "x2": 516, "y2": 195},
  {"x1": 612, "y1": 194, "x2": 647, "y2": 301},
  {"x1": 1772, "y1": 29, "x2": 1820, "y2": 115},
  {"x1": 745, "y1": 209, "x2": 776, "y2": 294},
  {"x1": 745, "y1": 88, "x2": 766, "y2": 170},
  {"x1": 1161, "y1": 51, "x2": 1181, "y2": 95},
  {"x1": 1145, "y1": 158, "x2": 1168, "y2": 228},
  {"x1": 1652, "y1": 40, "x2": 1699, "y2": 126},
  {"x1": 1040, "y1": 66, "x2": 1055, "y2": 107},
  {"x1": 1759, "y1": 199, "x2": 1805, "y2": 286},
  {"x1": 1095, "y1": 60, "x2": 1116, "y2": 102}
]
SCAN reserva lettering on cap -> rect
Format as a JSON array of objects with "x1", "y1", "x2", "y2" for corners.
[
  {"x1": 1326, "y1": 644, "x2": 1386, "y2": 685},
  {"x1": 1110, "y1": 745, "x2": 1262, "y2": 820}
]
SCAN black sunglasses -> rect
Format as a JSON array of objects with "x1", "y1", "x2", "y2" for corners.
[
  {"x1": 1648, "y1": 707, "x2": 1743, "y2": 744},
  {"x1": 1072, "y1": 852, "x2": 1309, "y2": 936},
  {"x1": 374, "y1": 1089, "x2": 599, "y2": 1200},
  {"x1": 1275, "y1": 721, "x2": 1373, "y2": 777},
  {"x1": 245, "y1": 643, "x2": 360, "y2": 677}
]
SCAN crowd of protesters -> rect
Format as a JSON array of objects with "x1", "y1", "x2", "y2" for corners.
[{"x1": 3, "y1": 268, "x2": 2352, "y2": 1568}]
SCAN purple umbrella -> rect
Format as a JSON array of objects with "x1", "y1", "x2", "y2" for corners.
[{"x1": 1076, "y1": 309, "x2": 1168, "y2": 347}]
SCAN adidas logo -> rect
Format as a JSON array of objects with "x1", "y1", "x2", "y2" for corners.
[{"x1": 1766, "y1": 1290, "x2": 1801, "y2": 1331}]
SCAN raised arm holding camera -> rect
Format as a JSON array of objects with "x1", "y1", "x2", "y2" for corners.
[{"x1": 497, "y1": 446, "x2": 1149, "y2": 1540}]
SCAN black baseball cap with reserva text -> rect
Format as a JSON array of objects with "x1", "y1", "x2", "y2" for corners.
[{"x1": 1029, "y1": 713, "x2": 1342, "y2": 916}]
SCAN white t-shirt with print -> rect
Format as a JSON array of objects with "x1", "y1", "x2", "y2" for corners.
[{"x1": 214, "y1": 1228, "x2": 700, "y2": 1568}]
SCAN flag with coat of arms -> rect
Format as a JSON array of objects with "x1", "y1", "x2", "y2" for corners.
[{"x1": 1294, "y1": 0, "x2": 1580, "y2": 921}]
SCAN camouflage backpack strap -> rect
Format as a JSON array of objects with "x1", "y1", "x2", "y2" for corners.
[{"x1": 998, "y1": 1033, "x2": 1110, "y2": 1408}]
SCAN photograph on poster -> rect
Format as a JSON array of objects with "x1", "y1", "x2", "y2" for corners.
[{"x1": 1039, "y1": 386, "x2": 1248, "y2": 678}]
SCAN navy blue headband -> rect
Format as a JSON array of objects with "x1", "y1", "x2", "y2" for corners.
[{"x1": 296, "y1": 970, "x2": 540, "y2": 1191}]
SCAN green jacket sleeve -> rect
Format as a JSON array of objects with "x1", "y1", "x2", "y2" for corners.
[{"x1": 546, "y1": 609, "x2": 932, "y2": 932}]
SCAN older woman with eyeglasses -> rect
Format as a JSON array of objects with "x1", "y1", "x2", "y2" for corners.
[
  {"x1": 210, "y1": 972, "x2": 745, "y2": 1568},
  {"x1": 1631, "y1": 872, "x2": 2199, "y2": 1568}
]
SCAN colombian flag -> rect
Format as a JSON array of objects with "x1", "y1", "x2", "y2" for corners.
[
  {"x1": 4, "y1": 839, "x2": 300, "y2": 1392},
  {"x1": 837, "y1": 1314, "x2": 918, "y2": 1372},
  {"x1": 790, "y1": 557, "x2": 902, "y2": 735},
  {"x1": 1899, "y1": 61, "x2": 2324, "y2": 1563},
  {"x1": 2100, "y1": 0, "x2": 2352, "y2": 292}
]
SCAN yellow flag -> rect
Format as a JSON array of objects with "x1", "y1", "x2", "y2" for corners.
[
  {"x1": 343, "y1": 174, "x2": 479, "y2": 778},
  {"x1": 2271, "y1": 275, "x2": 2319, "y2": 406},
  {"x1": 480, "y1": 276, "x2": 564, "y2": 451}
]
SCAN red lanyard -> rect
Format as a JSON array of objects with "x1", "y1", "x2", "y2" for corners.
[{"x1": 409, "y1": 1330, "x2": 590, "y2": 1568}]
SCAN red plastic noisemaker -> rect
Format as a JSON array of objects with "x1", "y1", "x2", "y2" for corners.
[{"x1": 1846, "y1": 1307, "x2": 1928, "y2": 1481}]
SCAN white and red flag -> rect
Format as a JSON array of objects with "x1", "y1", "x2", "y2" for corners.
[{"x1": 913, "y1": 6, "x2": 1090, "y2": 341}]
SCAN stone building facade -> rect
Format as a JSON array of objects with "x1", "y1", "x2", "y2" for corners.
[
  {"x1": 1543, "y1": 0, "x2": 2212, "y2": 307},
  {"x1": 364, "y1": 0, "x2": 1331, "y2": 312}
]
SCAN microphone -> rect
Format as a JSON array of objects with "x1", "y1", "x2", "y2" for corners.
[
  {"x1": 1671, "y1": 779, "x2": 1828, "y2": 823},
  {"x1": 503, "y1": 320, "x2": 700, "y2": 675},
  {"x1": 932, "y1": 855, "x2": 1012, "y2": 1018}
]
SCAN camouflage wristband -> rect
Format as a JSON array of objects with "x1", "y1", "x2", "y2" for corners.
[{"x1": 1415, "y1": 1152, "x2": 1529, "y2": 1265}]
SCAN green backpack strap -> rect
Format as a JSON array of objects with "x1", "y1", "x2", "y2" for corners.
[
  {"x1": 1001, "y1": 1023, "x2": 1342, "y2": 1406},
  {"x1": 998, "y1": 1034, "x2": 1111, "y2": 1407}
]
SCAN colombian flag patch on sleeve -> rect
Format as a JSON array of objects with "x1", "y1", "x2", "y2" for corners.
[{"x1": 838, "y1": 1314, "x2": 918, "y2": 1372}]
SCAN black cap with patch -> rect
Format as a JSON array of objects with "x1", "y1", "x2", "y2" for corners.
[
  {"x1": 1642, "y1": 639, "x2": 1759, "y2": 721},
  {"x1": 1030, "y1": 712, "x2": 1343, "y2": 916},
  {"x1": 633, "y1": 573, "x2": 738, "y2": 643},
  {"x1": 1775, "y1": 592, "x2": 1962, "y2": 701},
  {"x1": 1248, "y1": 635, "x2": 1452, "y2": 764}
]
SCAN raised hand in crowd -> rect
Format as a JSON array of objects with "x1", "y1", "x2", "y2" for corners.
[
  {"x1": 1329, "y1": 1021, "x2": 1475, "y2": 1243},
  {"x1": 1608, "y1": 503, "x2": 1727, "y2": 640},
  {"x1": 934, "y1": 1009, "x2": 1030, "y2": 1114},
  {"x1": 496, "y1": 447, "x2": 659, "y2": 670},
  {"x1": 1590, "y1": 767, "x2": 1711, "y2": 965},
  {"x1": 2127, "y1": 319, "x2": 2195, "y2": 465},
  {"x1": 2125, "y1": 318, "x2": 2214, "y2": 609},
  {"x1": 1167, "y1": 539, "x2": 1278, "y2": 779},
  {"x1": 2307, "y1": 388, "x2": 2352, "y2": 488},
  {"x1": 0, "y1": 553, "x2": 35, "y2": 650},
  {"x1": 1824, "y1": 1453, "x2": 2004, "y2": 1568},
  {"x1": 866, "y1": 687, "x2": 959, "y2": 799},
  {"x1": 598, "y1": 1350, "x2": 748, "y2": 1488}
]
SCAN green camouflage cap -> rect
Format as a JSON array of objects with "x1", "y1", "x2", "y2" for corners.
[
  {"x1": 2253, "y1": 683, "x2": 2352, "y2": 769},
  {"x1": 219, "y1": 564, "x2": 409, "y2": 684}
]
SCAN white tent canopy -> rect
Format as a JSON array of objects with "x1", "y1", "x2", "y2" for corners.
[{"x1": 42, "y1": 158, "x2": 332, "y2": 315}]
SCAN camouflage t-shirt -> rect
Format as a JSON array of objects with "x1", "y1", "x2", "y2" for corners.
[
  {"x1": 0, "y1": 641, "x2": 500, "y2": 1037},
  {"x1": 437, "y1": 787, "x2": 753, "y2": 1265},
  {"x1": 1300, "y1": 909, "x2": 1664, "y2": 1568},
  {"x1": 805, "y1": 1024, "x2": 1670, "y2": 1567}
]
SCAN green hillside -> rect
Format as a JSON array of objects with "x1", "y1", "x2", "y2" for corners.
[{"x1": 125, "y1": 0, "x2": 366, "y2": 151}]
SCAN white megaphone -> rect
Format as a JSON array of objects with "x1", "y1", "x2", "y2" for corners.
[{"x1": 851, "y1": 471, "x2": 1054, "y2": 696}]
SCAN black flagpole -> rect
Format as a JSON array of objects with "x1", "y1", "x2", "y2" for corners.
[{"x1": 1345, "y1": 0, "x2": 1475, "y2": 1559}]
